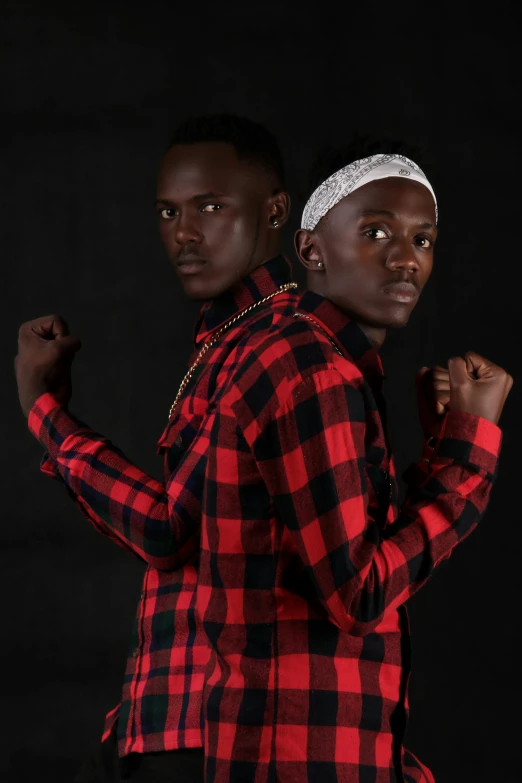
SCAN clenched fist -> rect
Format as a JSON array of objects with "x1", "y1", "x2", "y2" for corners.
[
  {"x1": 447, "y1": 351, "x2": 513, "y2": 425},
  {"x1": 417, "y1": 352, "x2": 513, "y2": 438},
  {"x1": 15, "y1": 315, "x2": 81, "y2": 417}
]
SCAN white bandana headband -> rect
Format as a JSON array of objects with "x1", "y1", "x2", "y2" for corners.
[{"x1": 301, "y1": 153, "x2": 438, "y2": 231}]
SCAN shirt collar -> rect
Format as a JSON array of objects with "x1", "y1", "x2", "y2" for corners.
[
  {"x1": 194, "y1": 255, "x2": 294, "y2": 346},
  {"x1": 296, "y1": 290, "x2": 384, "y2": 389}
]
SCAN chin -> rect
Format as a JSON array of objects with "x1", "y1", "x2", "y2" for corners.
[
  {"x1": 364, "y1": 306, "x2": 414, "y2": 330},
  {"x1": 385, "y1": 313, "x2": 412, "y2": 329},
  {"x1": 177, "y1": 275, "x2": 228, "y2": 302},
  {"x1": 386, "y1": 319, "x2": 410, "y2": 330},
  {"x1": 382, "y1": 301, "x2": 418, "y2": 329},
  {"x1": 182, "y1": 286, "x2": 214, "y2": 302}
]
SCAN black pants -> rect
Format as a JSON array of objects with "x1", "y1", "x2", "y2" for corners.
[{"x1": 73, "y1": 730, "x2": 204, "y2": 782}]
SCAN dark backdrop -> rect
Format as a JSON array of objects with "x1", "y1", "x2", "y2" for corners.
[{"x1": 2, "y1": 3, "x2": 519, "y2": 781}]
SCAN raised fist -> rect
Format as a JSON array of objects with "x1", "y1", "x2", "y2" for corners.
[{"x1": 15, "y1": 315, "x2": 81, "y2": 417}]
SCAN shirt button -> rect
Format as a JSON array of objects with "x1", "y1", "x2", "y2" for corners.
[
  {"x1": 175, "y1": 435, "x2": 182, "y2": 447},
  {"x1": 132, "y1": 648, "x2": 139, "y2": 658}
]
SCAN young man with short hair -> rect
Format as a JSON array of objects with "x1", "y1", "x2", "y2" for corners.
[
  {"x1": 15, "y1": 114, "x2": 298, "y2": 782},
  {"x1": 195, "y1": 139, "x2": 512, "y2": 782}
]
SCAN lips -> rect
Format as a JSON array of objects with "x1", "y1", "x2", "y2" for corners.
[
  {"x1": 382, "y1": 281, "x2": 419, "y2": 303},
  {"x1": 176, "y1": 257, "x2": 207, "y2": 275}
]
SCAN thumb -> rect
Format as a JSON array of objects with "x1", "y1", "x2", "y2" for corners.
[
  {"x1": 54, "y1": 334, "x2": 82, "y2": 355},
  {"x1": 435, "y1": 399, "x2": 447, "y2": 415},
  {"x1": 447, "y1": 356, "x2": 468, "y2": 384}
]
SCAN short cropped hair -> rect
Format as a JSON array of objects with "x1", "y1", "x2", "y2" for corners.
[{"x1": 169, "y1": 113, "x2": 285, "y2": 189}]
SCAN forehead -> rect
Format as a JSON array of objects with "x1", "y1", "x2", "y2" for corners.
[
  {"x1": 328, "y1": 177, "x2": 436, "y2": 224},
  {"x1": 156, "y1": 141, "x2": 264, "y2": 198}
]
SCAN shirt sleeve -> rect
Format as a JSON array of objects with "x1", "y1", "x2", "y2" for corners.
[
  {"x1": 38, "y1": 451, "x2": 158, "y2": 560},
  {"x1": 401, "y1": 435, "x2": 438, "y2": 487},
  {"x1": 247, "y1": 369, "x2": 501, "y2": 636},
  {"x1": 28, "y1": 393, "x2": 208, "y2": 571}
]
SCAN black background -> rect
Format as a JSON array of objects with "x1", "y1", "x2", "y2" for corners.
[{"x1": 2, "y1": 3, "x2": 520, "y2": 781}]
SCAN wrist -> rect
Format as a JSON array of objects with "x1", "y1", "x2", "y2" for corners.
[
  {"x1": 26, "y1": 391, "x2": 63, "y2": 421},
  {"x1": 21, "y1": 390, "x2": 49, "y2": 419},
  {"x1": 27, "y1": 392, "x2": 74, "y2": 450}
]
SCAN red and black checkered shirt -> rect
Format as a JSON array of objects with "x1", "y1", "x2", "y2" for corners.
[
  {"x1": 197, "y1": 290, "x2": 502, "y2": 783},
  {"x1": 27, "y1": 256, "x2": 299, "y2": 758}
]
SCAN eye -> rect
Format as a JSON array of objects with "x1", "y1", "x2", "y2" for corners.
[
  {"x1": 200, "y1": 204, "x2": 222, "y2": 213},
  {"x1": 365, "y1": 228, "x2": 388, "y2": 239},
  {"x1": 159, "y1": 208, "x2": 177, "y2": 219},
  {"x1": 415, "y1": 236, "x2": 433, "y2": 248}
]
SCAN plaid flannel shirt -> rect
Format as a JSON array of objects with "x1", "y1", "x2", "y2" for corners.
[
  {"x1": 27, "y1": 255, "x2": 299, "y2": 758},
  {"x1": 197, "y1": 290, "x2": 502, "y2": 783}
]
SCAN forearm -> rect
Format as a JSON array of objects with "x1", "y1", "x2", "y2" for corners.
[
  {"x1": 316, "y1": 411, "x2": 500, "y2": 634},
  {"x1": 41, "y1": 451, "x2": 152, "y2": 560},
  {"x1": 29, "y1": 393, "x2": 201, "y2": 570},
  {"x1": 251, "y1": 371, "x2": 501, "y2": 637}
]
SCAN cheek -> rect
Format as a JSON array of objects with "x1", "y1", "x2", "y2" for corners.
[
  {"x1": 419, "y1": 255, "x2": 434, "y2": 285},
  {"x1": 328, "y1": 231, "x2": 378, "y2": 264},
  {"x1": 158, "y1": 221, "x2": 174, "y2": 246},
  {"x1": 326, "y1": 245, "x2": 377, "y2": 286},
  {"x1": 207, "y1": 214, "x2": 253, "y2": 244},
  {"x1": 204, "y1": 219, "x2": 258, "y2": 279},
  {"x1": 211, "y1": 214, "x2": 260, "y2": 262}
]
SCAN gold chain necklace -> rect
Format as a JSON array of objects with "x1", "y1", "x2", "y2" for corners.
[
  {"x1": 168, "y1": 282, "x2": 298, "y2": 420},
  {"x1": 293, "y1": 311, "x2": 343, "y2": 356}
]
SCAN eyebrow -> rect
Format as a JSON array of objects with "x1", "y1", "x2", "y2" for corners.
[
  {"x1": 155, "y1": 191, "x2": 227, "y2": 207},
  {"x1": 193, "y1": 191, "x2": 227, "y2": 201},
  {"x1": 359, "y1": 209, "x2": 434, "y2": 229},
  {"x1": 360, "y1": 209, "x2": 397, "y2": 219}
]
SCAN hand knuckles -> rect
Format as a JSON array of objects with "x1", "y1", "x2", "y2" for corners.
[{"x1": 31, "y1": 315, "x2": 54, "y2": 325}]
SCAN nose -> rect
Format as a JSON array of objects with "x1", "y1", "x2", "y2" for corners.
[
  {"x1": 385, "y1": 236, "x2": 419, "y2": 273},
  {"x1": 174, "y1": 213, "x2": 203, "y2": 246}
]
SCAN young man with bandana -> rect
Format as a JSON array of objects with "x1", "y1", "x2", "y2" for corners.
[
  {"x1": 14, "y1": 115, "x2": 298, "y2": 782},
  {"x1": 195, "y1": 140, "x2": 512, "y2": 782}
]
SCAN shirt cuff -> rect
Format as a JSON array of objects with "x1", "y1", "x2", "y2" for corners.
[
  {"x1": 434, "y1": 410, "x2": 502, "y2": 474},
  {"x1": 40, "y1": 452, "x2": 61, "y2": 479},
  {"x1": 28, "y1": 392, "x2": 87, "y2": 461}
]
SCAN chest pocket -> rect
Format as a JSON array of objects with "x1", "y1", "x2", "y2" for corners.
[{"x1": 156, "y1": 395, "x2": 210, "y2": 473}]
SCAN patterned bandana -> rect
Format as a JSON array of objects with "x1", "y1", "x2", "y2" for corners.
[{"x1": 301, "y1": 154, "x2": 438, "y2": 231}]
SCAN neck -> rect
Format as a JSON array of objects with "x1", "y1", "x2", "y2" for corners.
[
  {"x1": 264, "y1": 238, "x2": 281, "y2": 265},
  {"x1": 357, "y1": 323, "x2": 386, "y2": 350},
  {"x1": 307, "y1": 278, "x2": 386, "y2": 350},
  {"x1": 245, "y1": 240, "x2": 280, "y2": 278}
]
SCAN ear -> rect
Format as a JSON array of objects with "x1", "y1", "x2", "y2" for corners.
[
  {"x1": 268, "y1": 190, "x2": 291, "y2": 229},
  {"x1": 294, "y1": 229, "x2": 324, "y2": 272}
]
